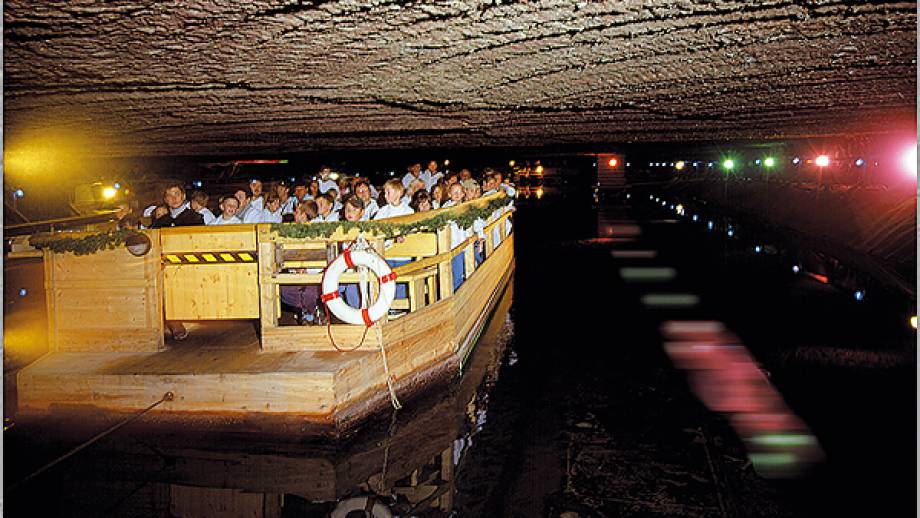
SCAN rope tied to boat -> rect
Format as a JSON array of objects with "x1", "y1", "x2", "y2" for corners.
[{"x1": 8, "y1": 391, "x2": 175, "y2": 492}]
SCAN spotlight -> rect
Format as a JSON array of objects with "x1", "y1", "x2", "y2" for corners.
[
  {"x1": 661, "y1": 201, "x2": 667, "y2": 206},
  {"x1": 911, "y1": 316, "x2": 917, "y2": 330},
  {"x1": 792, "y1": 265, "x2": 800, "y2": 273},
  {"x1": 723, "y1": 159, "x2": 735, "y2": 171},
  {"x1": 727, "y1": 228, "x2": 735, "y2": 237},
  {"x1": 13, "y1": 189, "x2": 24, "y2": 199},
  {"x1": 290, "y1": 177, "x2": 296, "y2": 182},
  {"x1": 509, "y1": 160, "x2": 516, "y2": 167},
  {"x1": 854, "y1": 159, "x2": 864, "y2": 167},
  {"x1": 444, "y1": 159, "x2": 450, "y2": 166},
  {"x1": 707, "y1": 221, "x2": 714, "y2": 230},
  {"x1": 708, "y1": 162, "x2": 714, "y2": 167},
  {"x1": 19, "y1": 288, "x2": 27, "y2": 297},
  {"x1": 692, "y1": 214, "x2": 699, "y2": 221},
  {"x1": 755, "y1": 159, "x2": 762, "y2": 166},
  {"x1": 113, "y1": 182, "x2": 121, "y2": 189},
  {"x1": 754, "y1": 245, "x2": 763, "y2": 253},
  {"x1": 626, "y1": 162, "x2": 631, "y2": 167},
  {"x1": 792, "y1": 157, "x2": 801, "y2": 165},
  {"x1": 675, "y1": 204, "x2": 684, "y2": 214},
  {"x1": 535, "y1": 165, "x2": 544, "y2": 174},
  {"x1": 193, "y1": 180, "x2": 203, "y2": 188},
  {"x1": 669, "y1": 204, "x2": 675, "y2": 210},
  {"x1": 608, "y1": 158, "x2": 618, "y2": 168},
  {"x1": 649, "y1": 162, "x2": 654, "y2": 167},
  {"x1": 626, "y1": 193, "x2": 631, "y2": 199},
  {"x1": 764, "y1": 157, "x2": 776, "y2": 168},
  {"x1": 815, "y1": 155, "x2": 830, "y2": 167},
  {"x1": 901, "y1": 146, "x2": 917, "y2": 177},
  {"x1": 853, "y1": 290, "x2": 865, "y2": 301},
  {"x1": 102, "y1": 187, "x2": 117, "y2": 200},
  {"x1": 675, "y1": 161, "x2": 685, "y2": 170}
]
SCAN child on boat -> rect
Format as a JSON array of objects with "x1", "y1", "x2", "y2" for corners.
[{"x1": 209, "y1": 196, "x2": 242, "y2": 225}]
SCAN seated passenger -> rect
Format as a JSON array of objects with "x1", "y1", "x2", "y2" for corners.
[
  {"x1": 462, "y1": 180, "x2": 485, "y2": 265},
  {"x1": 374, "y1": 179, "x2": 414, "y2": 220},
  {"x1": 374, "y1": 179, "x2": 414, "y2": 301},
  {"x1": 296, "y1": 199, "x2": 318, "y2": 222},
  {"x1": 430, "y1": 181, "x2": 448, "y2": 209},
  {"x1": 260, "y1": 194, "x2": 283, "y2": 223},
  {"x1": 441, "y1": 182, "x2": 465, "y2": 208},
  {"x1": 209, "y1": 196, "x2": 243, "y2": 225},
  {"x1": 150, "y1": 184, "x2": 204, "y2": 228},
  {"x1": 276, "y1": 182, "x2": 297, "y2": 215},
  {"x1": 409, "y1": 189, "x2": 433, "y2": 213},
  {"x1": 293, "y1": 181, "x2": 310, "y2": 202},
  {"x1": 312, "y1": 193, "x2": 339, "y2": 222},
  {"x1": 354, "y1": 180, "x2": 379, "y2": 220},
  {"x1": 190, "y1": 190, "x2": 216, "y2": 225}
]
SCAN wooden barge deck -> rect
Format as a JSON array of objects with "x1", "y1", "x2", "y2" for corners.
[{"x1": 16, "y1": 194, "x2": 514, "y2": 430}]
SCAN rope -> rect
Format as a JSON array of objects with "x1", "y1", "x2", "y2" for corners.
[
  {"x1": 323, "y1": 236, "x2": 372, "y2": 352},
  {"x1": 375, "y1": 321, "x2": 402, "y2": 410},
  {"x1": 377, "y1": 407, "x2": 400, "y2": 494},
  {"x1": 8, "y1": 391, "x2": 175, "y2": 492}
]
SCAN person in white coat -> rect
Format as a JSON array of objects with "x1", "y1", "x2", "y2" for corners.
[{"x1": 209, "y1": 196, "x2": 243, "y2": 225}]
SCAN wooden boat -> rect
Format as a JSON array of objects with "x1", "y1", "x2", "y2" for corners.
[
  {"x1": 15, "y1": 193, "x2": 514, "y2": 433},
  {"x1": 6, "y1": 281, "x2": 514, "y2": 516}
]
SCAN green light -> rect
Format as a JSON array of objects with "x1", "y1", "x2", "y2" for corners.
[
  {"x1": 750, "y1": 434, "x2": 816, "y2": 447},
  {"x1": 722, "y1": 159, "x2": 735, "y2": 171},
  {"x1": 763, "y1": 157, "x2": 775, "y2": 168}
]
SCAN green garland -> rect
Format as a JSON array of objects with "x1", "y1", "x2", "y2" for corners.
[
  {"x1": 271, "y1": 195, "x2": 511, "y2": 239},
  {"x1": 30, "y1": 229, "x2": 144, "y2": 256}
]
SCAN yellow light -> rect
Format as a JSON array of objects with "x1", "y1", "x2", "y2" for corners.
[
  {"x1": 509, "y1": 160, "x2": 516, "y2": 167},
  {"x1": 815, "y1": 155, "x2": 830, "y2": 167},
  {"x1": 675, "y1": 204, "x2": 684, "y2": 215},
  {"x1": 535, "y1": 165, "x2": 544, "y2": 174},
  {"x1": 675, "y1": 161, "x2": 685, "y2": 170},
  {"x1": 102, "y1": 187, "x2": 117, "y2": 199},
  {"x1": 608, "y1": 158, "x2": 618, "y2": 168},
  {"x1": 911, "y1": 316, "x2": 917, "y2": 329},
  {"x1": 444, "y1": 159, "x2": 450, "y2": 166},
  {"x1": 328, "y1": 172, "x2": 340, "y2": 181},
  {"x1": 535, "y1": 187, "x2": 544, "y2": 199}
]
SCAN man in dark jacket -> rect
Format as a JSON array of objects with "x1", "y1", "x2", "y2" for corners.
[
  {"x1": 150, "y1": 184, "x2": 204, "y2": 228},
  {"x1": 150, "y1": 183, "x2": 202, "y2": 341}
]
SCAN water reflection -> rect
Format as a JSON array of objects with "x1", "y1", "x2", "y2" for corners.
[{"x1": 5, "y1": 281, "x2": 515, "y2": 517}]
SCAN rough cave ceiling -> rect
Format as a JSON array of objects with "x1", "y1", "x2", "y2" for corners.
[{"x1": 4, "y1": 0, "x2": 917, "y2": 157}]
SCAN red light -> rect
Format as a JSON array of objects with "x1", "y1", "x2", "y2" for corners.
[
  {"x1": 608, "y1": 158, "x2": 618, "y2": 168},
  {"x1": 815, "y1": 155, "x2": 830, "y2": 167}
]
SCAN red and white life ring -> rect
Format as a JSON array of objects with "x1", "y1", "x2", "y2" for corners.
[{"x1": 321, "y1": 247, "x2": 397, "y2": 326}]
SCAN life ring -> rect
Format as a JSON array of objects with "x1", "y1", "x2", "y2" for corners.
[
  {"x1": 330, "y1": 496, "x2": 394, "y2": 518},
  {"x1": 321, "y1": 247, "x2": 397, "y2": 326}
]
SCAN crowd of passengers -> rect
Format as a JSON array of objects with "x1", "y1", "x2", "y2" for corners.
[
  {"x1": 133, "y1": 161, "x2": 515, "y2": 337},
  {"x1": 139, "y1": 161, "x2": 515, "y2": 229}
]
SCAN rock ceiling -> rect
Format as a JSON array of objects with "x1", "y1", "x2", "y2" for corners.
[{"x1": 4, "y1": 0, "x2": 917, "y2": 157}]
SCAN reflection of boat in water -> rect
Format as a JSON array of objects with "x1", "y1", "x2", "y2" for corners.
[
  {"x1": 7, "y1": 279, "x2": 515, "y2": 517},
  {"x1": 15, "y1": 193, "x2": 514, "y2": 431}
]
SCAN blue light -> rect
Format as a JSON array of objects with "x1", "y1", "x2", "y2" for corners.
[
  {"x1": 855, "y1": 159, "x2": 865, "y2": 167},
  {"x1": 854, "y1": 290, "x2": 865, "y2": 301},
  {"x1": 669, "y1": 204, "x2": 675, "y2": 210},
  {"x1": 792, "y1": 157, "x2": 801, "y2": 165},
  {"x1": 708, "y1": 162, "x2": 714, "y2": 167},
  {"x1": 755, "y1": 159, "x2": 762, "y2": 166},
  {"x1": 113, "y1": 182, "x2": 121, "y2": 189},
  {"x1": 754, "y1": 245, "x2": 762, "y2": 253},
  {"x1": 18, "y1": 288, "x2": 27, "y2": 297},
  {"x1": 707, "y1": 221, "x2": 714, "y2": 230},
  {"x1": 727, "y1": 228, "x2": 735, "y2": 237},
  {"x1": 290, "y1": 176, "x2": 296, "y2": 182},
  {"x1": 193, "y1": 180, "x2": 203, "y2": 188},
  {"x1": 13, "y1": 189, "x2": 24, "y2": 199},
  {"x1": 792, "y1": 265, "x2": 800, "y2": 273},
  {"x1": 692, "y1": 214, "x2": 699, "y2": 221}
]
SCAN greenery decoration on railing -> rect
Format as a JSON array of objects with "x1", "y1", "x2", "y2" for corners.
[
  {"x1": 272, "y1": 195, "x2": 510, "y2": 239},
  {"x1": 30, "y1": 229, "x2": 144, "y2": 256},
  {"x1": 28, "y1": 195, "x2": 511, "y2": 255}
]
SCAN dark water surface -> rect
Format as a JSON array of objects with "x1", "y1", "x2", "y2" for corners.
[{"x1": 4, "y1": 187, "x2": 916, "y2": 517}]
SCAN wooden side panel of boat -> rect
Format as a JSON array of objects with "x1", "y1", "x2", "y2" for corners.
[{"x1": 43, "y1": 233, "x2": 164, "y2": 353}]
